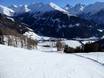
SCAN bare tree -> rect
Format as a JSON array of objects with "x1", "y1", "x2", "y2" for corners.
[{"x1": 56, "y1": 39, "x2": 65, "y2": 51}]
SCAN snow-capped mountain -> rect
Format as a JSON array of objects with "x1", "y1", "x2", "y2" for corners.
[
  {"x1": 0, "y1": 2, "x2": 104, "y2": 17},
  {"x1": 0, "y1": 3, "x2": 70, "y2": 16},
  {"x1": 8, "y1": 2, "x2": 69, "y2": 16},
  {"x1": 64, "y1": 4, "x2": 72, "y2": 11},
  {"x1": 83, "y1": 2, "x2": 104, "y2": 15},
  {"x1": 65, "y1": 2, "x2": 104, "y2": 17},
  {"x1": 0, "y1": 5, "x2": 14, "y2": 16},
  {"x1": 71, "y1": 4, "x2": 85, "y2": 15},
  {"x1": 79, "y1": 2, "x2": 104, "y2": 24},
  {"x1": 10, "y1": 2, "x2": 104, "y2": 39},
  {"x1": 29, "y1": 2, "x2": 70, "y2": 15},
  {"x1": 49, "y1": 2, "x2": 68, "y2": 14},
  {"x1": 14, "y1": 9, "x2": 103, "y2": 39},
  {"x1": 28, "y1": 2, "x2": 69, "y2": 14},
  {"x1": 64, "y1": 4, "x2": 85, "y2": 15},
  {"x1": 0, "y1": 2, "x2": 104, "y2": 39},
  {"x1": 65, "y1": 2, "x2": 104, "y2": 25},
  {"x1": 9, "y1": 5, "x2": 30, "y2": 15}
]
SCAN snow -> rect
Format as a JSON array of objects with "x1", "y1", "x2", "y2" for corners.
[
  {"x1": 7, "y1": 17, "x2": 15, "y2": 21},
  {"x1": 64, "y1": 3, "x2": 85, "y2": 15},
  {"x1": 74, "y1": 37, "x2": 99, "y2": 41},
  {"x1": 38, "y1": 46, "x2": 57, "y2": 52},
  {"x1": 63, "y1": 40, "x2": 81, "y2": 48},
  {"x1": 49, "y1": 2, "x2": 68, "y2": 14},
  {"x1": 0, "y1": 45, "x2": 104, "y2": 78},
  {"x1": 97, "y1": 29, "x2": 103, "y2": 32},
  {"x1": 75, "y1": 23, "x2": 80, "y2": 26},
  {"x1": 76, "y1": 52, "x2": 104, "y2": 65},
  {"x1": 10, "y1": 5, "x2": 30, "y2": 14},
  {"x1": 40, "y1": 36, "x2": 50, "y2": 41},
  {"x1": 71, "y1": 4, "x2": 85, "y2": 15},
  {"x1": 24, "y1": 31, "x2": 41, "y2": 40},
  {"x1": 8, "y1": 2, "x2": 70, "y2": 16},
  {"x1": 65, "y1": 2, "x2": 104, "y2": 15},
  {"x1": 101, "y1": 36, "x2": 104, "y2": 39},
  {"x1": 1, "y1": 2, "x2": 104, "y2": 16},
  {"x1": 0, "y1": 5, "x2": 14, "y2": 16},
  {"x1": 28, "y1": 2, "x2": 70, "y2": 15}
]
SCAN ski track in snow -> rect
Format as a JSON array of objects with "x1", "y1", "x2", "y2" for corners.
[{"x1": 73, "y1": 54, "x2": 104, "y2": 66}]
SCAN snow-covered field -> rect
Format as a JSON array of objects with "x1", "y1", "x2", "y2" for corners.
[
  {"x1": 0, "y1": 45, "x2": 104, "y2": 78},
  {"x1": 76, "y1": 52, "x2": 104, "y2": 65}
]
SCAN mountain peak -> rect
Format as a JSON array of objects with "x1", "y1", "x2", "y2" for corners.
[
  {"x1": 21, "y1": 5, "x2": 30, "y2": 12},
  {"x1": 73, "y1": 3, "x2": 85, "y2": 12},
  {"x1": 10, "y1": 4, "x2": 30, "y2": 15},
  {"x1": 64, "y1": 4, "x2": 72, "y2": 10}
]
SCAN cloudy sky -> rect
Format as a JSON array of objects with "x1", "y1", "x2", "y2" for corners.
[{"x1": 0, "y1": 0, "x2": 104, "y2": 6}]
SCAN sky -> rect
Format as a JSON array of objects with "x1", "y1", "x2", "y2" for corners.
[{"x1": 0, "y1": 0, "x2": 104, "y2": 6}]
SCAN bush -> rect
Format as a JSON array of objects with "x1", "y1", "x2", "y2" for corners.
[
  {"x1": 84, "y1": 43, "x2": 100, "y2": 52},
  {"x1": 74, "y1": 47, "x2": 82, "y2": 52},
  {"x1": 64, "y1": 42, "x2": 102, "y2": 53},
  {"x1": 43, "y1": 45, "x2": 50, "y2": 47},
  {"x1": 64, "y1": 45, "x2": 75, "y2": 53}
]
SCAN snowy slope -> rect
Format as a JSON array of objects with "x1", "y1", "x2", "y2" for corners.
[
  {"x1": 24, "y1": 31, "x2": 41, "y2": 40},
  {"x1": 49, "y1": 2, "x2": 68, "y2": 13},
  {"x1": 0, "y1": 45, "x2": 104, "y2": 78},
  {"x1": 0, "y1": 5, "x2": 14, "y2": 16},
  {"x1": 63, "y1": 40, "x2": 81, "y2": 48},
  {"x1": 76, "y1": 52, "x2": 104, "y2": 65}
]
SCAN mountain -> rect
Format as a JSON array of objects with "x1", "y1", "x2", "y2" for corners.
[
  {"x1": 64, "y1": 4, "x2": 72, "y2": 11},
  {"x1": 0, "y1": 13, "x2": 38, "y2": 49},
  {"x1": 9, "y1": 2, "x2": 103, "y2": 39},
  {"x1": 9, "y1": 5, "x2": 30, "y2": 15},
  {"x1": 64, "y1": 2, "x2": 104, "y2": 25},
  {"x1": 83, "y1": 2, "x2": 104, "y2": 15},
  {"x1": 64, "y1": 4, "x2": 85, "y2": 15},
  {"x1": 71, "y1": 4, "x2": 85, "y2": 15},
  {"x1": 0, "y1": 5, "x2": 14, "y2": 16},
  {"x1": 14, "y1": 9, "x2": 103, "y2": 39},
  {"x1": 0, "y1": 14, "x2": 29, "y2": 34},
  {"x1": 79, "y1": 2, "x2": 104, "y2": 25},
  {"x1": 0, "y1": 2, "x2": 104, "y2": 39},
  {"x1": 28, "y1": 2, "x2": 68, "y2": 14},
  {"x1": 9, "y1": 2, "x2": 69, "y2": 16},
  {"x1": 65, "y1": 2, "x2": 104, "y2": 16},
  {"x1": 88, "y1": 10, "x2": 104, "y2": 25},
  {"x1": 0, "y1": 13, "x2": 41, "y2": 39}
]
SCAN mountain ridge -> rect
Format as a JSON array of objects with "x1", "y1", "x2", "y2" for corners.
[{"x1": 0, "y1": 2, "x2": 104, "y2": 39}]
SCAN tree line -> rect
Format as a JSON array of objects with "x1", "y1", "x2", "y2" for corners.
[{"x1": 0, "y1": 27, "x2": 38, "y2": 49}]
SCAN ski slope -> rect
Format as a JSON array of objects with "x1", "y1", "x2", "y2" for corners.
[{"x1": 0, "y1": 45, "x2": 104, "y2": 78}]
